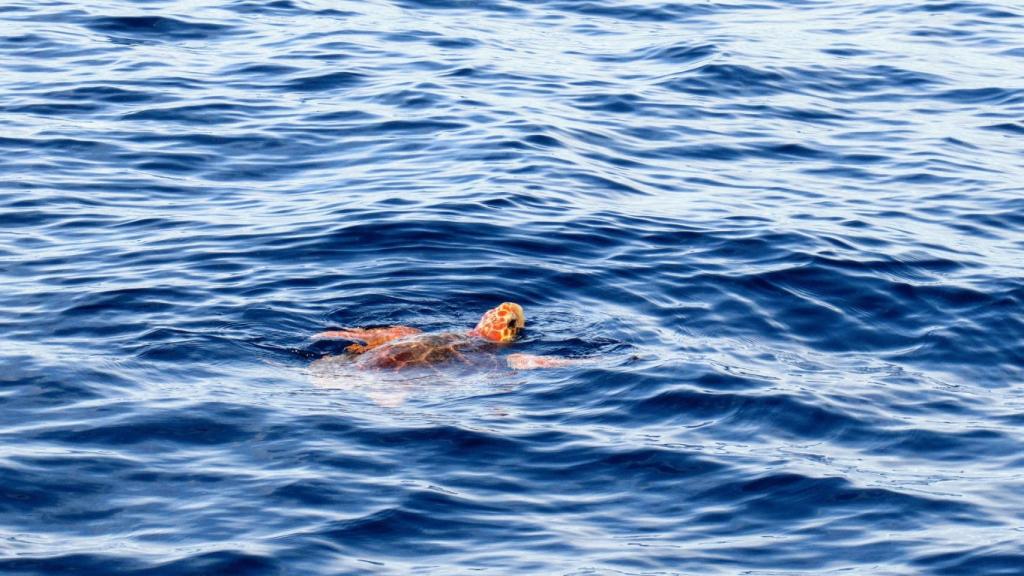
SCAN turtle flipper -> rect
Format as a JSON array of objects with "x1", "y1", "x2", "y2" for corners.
[{"x1": 314, "y1": 326, "x2": 422, "y2": 353}]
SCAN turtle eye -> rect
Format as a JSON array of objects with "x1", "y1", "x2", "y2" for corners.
[{"x1": 507, "y1": 319, "x2": 517, "y2": 329}]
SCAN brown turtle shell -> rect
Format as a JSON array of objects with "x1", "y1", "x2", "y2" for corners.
[{"x1": 353, "y1": 333, "x2": 497, "y2": 370}]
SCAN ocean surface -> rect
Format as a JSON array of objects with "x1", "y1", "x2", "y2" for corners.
[{"x1": 2, "y1": 0, "x2": 1023, "y2": 574}]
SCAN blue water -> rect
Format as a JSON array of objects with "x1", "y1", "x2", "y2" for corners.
[{"x1": 2, "y1": 0, "x2": 1024, "y2": 573}]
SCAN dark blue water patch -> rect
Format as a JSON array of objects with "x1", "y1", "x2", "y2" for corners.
[
  {"x1": 693, "y1": 472, "x2": 974, "y2": 526},
  {"x1": 546, "y1": 0, "x2": 722, "y2": 22},
  {"x1": 869, "y1": 426, "x2": 1019, "y2": 462},
  {"x1": 370, "y1": 88, "x2": 448, "y2": 109},
  {"x1": 39, "y1": 85, "x2": 165, "y2": 105},
  {"x1": 740, "y1": 103, "x2": 850, "y2": 125},
  {"x1": 585, "y1": 41, "x2": 716, "y2": 64},
  {"x1": 557, "y1": 446, "x2": 728, "y2": 490},
  {"x1": 230, "y1": 0, "x2": 359, "y2": 17},
  {"x1": 0, "y1": 551, "x2": 282, "y2": 576},
  {"x1": 381, "y1": 29, "x2": 441, "y2": 44},
  {"x1": 122, "y1": 102, "x2": 283, "y2": 124},
  {"x1": 349, "y1": 421, "x2": 738, "y2": 501},
  {"x1": 31, "y1": 402, "x2": 265, "y2": 447},
  {"x1": 904, "y1": 2, "x2": 1021, "y2": 19},
  {"x1": 0, "y1": 461, "x2": 122, "y2": 517},
  {"x1": 983, "y1": 121, "x2": 1024, "y2": 134},
  {"x1": 624, "y1": 388, "x2": 873, "y2": 439},
  {"x1": 304, "y1": 109, "x2": 378, "y2": 123},
  {"x1": 0, "y1": 362, "x2": 126, "y2": 411},
  {"x1": 219, "y1": 62, "x2": 303, "y2": 77},
  {"x1": 58, "y1": 286, "x2": 206, "y2": 320},
  {"x1": 660, "y1": 63, "x2": 789, "y2": 97},
  {"x1": 640, "y1": 41, "x2": 717, "y2": 63},
  {"x1": 393, "y1": 0, "x2": 526, "y2": 14},
  {"x1": 662, "y1": 62, "x2": 948, "y2": 102},
  {"x1": 152, "y1": 552, "x2": 282, "y2": 576},
  {"x1": 132, "y1": 153, "x2": 213, "y2": 174},
  {"x1": 1, "y1": 33, "x2": 46, "y2": 44},
  {"x1": 269, "y1": 476, "x2": 381, "y2": 508},
  {"x1": 0, "y1": 555, "x2": 146, "y2": 576},
  {"x1": 935, "y1": 87, "x2": 1024, "y2": 105},
  {"x1": 913, "y1": 545, "x2": 1024, "y2": 576},
  {"x1": 313, "y1": 489, "x2": 532, "y2": 555},
  {"x1": 85, "y1": 15, "x2": 236, "y2": 41},
  {"x1": 323, "y1": 118, "x2": 468, "y2": 136},
  {"x1": 282, "y1": 70, "x2": 368, "y2": 92},
  {"x1": 3, "y1": 102, "x2": 104, "y2": 116},
  {"x1": 429, "y1": 36, "x2": 480, "y2": 49},
  {"x1": 821, "y1": 46, "x2": 874, "y2": 57}
]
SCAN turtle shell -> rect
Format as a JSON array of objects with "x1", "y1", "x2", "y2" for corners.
[{"x1": 354, "y1": 333, "x2": 491, "y2": 370}]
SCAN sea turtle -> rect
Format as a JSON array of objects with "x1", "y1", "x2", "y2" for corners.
[
  {"x1": 309, "y1": 302, "x2": 580, "y2": 406},
  {"x1": 313, "y1": 302, "x2": 575, "y2": 371}
]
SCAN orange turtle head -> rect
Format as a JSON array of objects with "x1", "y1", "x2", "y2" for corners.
[{"x1": 470, "y1": 302, "x2": 525, "y2": 343}]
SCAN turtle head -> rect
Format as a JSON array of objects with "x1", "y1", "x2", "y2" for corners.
[{"x1": 471, "y1": 302, "x2": 525, "y2": 343}]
